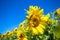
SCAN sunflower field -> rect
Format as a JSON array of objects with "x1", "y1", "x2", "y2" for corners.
[{"x1": 0, "y1": 6, "x2": 60, "y2": 40}]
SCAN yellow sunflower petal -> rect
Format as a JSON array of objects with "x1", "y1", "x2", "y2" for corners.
[
  {"x1": 56, "y1": 8, "x2": 60, "y2": 15},
  {"x1": 23, "y1": 38, "x2": 28, "y2": 40},
  {"x1": 39, "y1": 9, "x2": 44, "y2": 14},
  {"x1": 36, "y1": 25, "x2": 44, "y2": 34},
  {"x1": 32, "y1": 27, "x2": 38, "y2": 35},
  {"x1": 39, "y1": 24, "x2": 45, "y2": 29},
  {"x1": 41, "y1": 13, "x2": 50, "y2": 22}
]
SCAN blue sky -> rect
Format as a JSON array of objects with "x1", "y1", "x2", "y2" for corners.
[{"x1": 0, "y1": 0, "x2": 60, "y2": 34}]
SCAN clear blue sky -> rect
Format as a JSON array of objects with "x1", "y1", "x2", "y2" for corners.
[{"x1": 0, "y1": 0, "x2": 60, "y2": 34}]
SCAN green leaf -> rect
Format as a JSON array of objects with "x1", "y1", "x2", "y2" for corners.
[{"x1": 53, "y1": 24, "x2": 60, "y2": 38}]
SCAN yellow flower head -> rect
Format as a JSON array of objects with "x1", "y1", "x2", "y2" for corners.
[
  {"x1": 56, "y1": 8, "x2": 60, "y2": 15},
  {"x1": 26, "y1": 6, "x2": 44, "y2": 27},
  {"x1": 26, "y1": 6, "x2": 50, "y2": 34},
  {"x1": 19, "y1": 23, "x2": 24, "y2": 28},
  {"x1": 26, "y1": 6, "x2": 50, "y2": 35},
  {"x1": 1, "y1": 34, "x2": 6, "y2": 38},
  {"x1": 6, "y1": 31, "x2": 13, "y2": 36},
  {"x1": 17, "y1": 30, "x2": 27, "y2": 40},
  {"x1": 13, "y1": 28, "x2": 19, "y2": 33}
]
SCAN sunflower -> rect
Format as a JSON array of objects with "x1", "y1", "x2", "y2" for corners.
[
  {"x1": 1, "y1": 34, "x2": 6, "y2": 38},
  {"x1": 6, "y1": 31, "x2": 13, "y2": 36},
  {"x1": 55, "y1": 8, "x2": 60, "y2": 15},
  {"x1": 26, "y1": 6, "x2": 50, "y2": 35},
  {"x1": 13, "y1": 27, "x2": 28, "y2": 40},
  {"x1": 17, "y1": 30, "x2": 27, "y2": 40},
  {"x1": 13, "y1": 28, "x2": 20, "y2": 33},
  {"x1": 19, "y1": 23, "x2": 24, "y2": 28}
]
